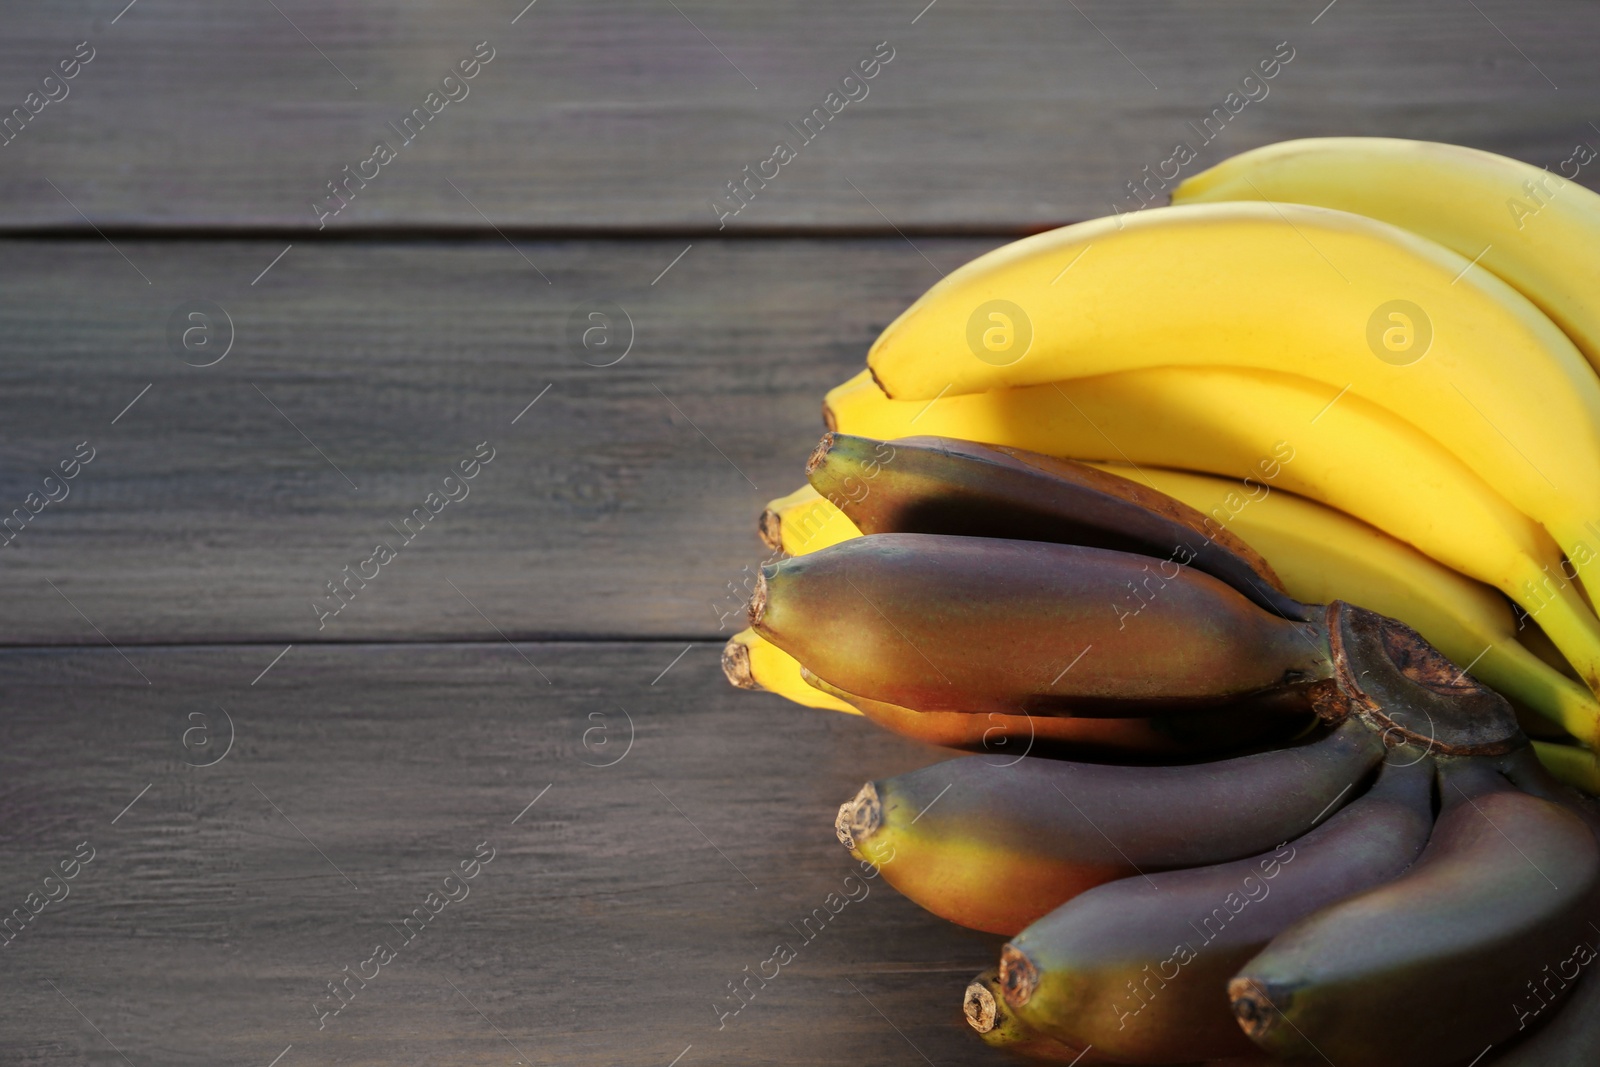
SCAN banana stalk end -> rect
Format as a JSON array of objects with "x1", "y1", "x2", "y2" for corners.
[
  {"x1": 835, "y1": 782, "x2": 881, "y2": 850},
  {"x1": 963, "y1": 980, "x2": 999, "y2": 1034},
  {"x1": 721, "y1": 638, "x2": 759, "y2": 691},
  {"x1": 998, "y1": 944, "x2": 1039, "y2": 1008},
  {"x1": 1227, "y1": 976, "x2": 1284, "y2": 1042},
  {"x1": 757, "y1": 508, "x2": 784, "y2": 553},
  {"x1": 805, "y1": 432, "x2": 835, "y2": 476},
  {"x1": 749, "y1": 569, "x2": 770, "y2": 627}
]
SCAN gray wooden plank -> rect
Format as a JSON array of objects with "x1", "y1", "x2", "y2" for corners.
[
  {"x1": 0, "y1": 641, "x2": 1009, "y2": 1067},
  {"x1": 0, "y1": 235, "x2": 991, "y2": 645},
  {"x1": 0, "y1": 0, "x2": 1596, "y2": 229}
]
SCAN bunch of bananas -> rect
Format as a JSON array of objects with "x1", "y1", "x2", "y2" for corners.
[{"x1": 723, "y1": 138, "x2": 1600, "y2": 1063}]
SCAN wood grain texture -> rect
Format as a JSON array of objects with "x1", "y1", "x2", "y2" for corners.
[
  {"x1": 0, "y1": 236, "x2": 992, "y2": 646},
  {"x1": 0, "y1": 0, "x2": 1596, "y2": 230},
  {"x1": 0, "y1": 641, "x2": 1020, "y2": 1066},
  {"x1": 7, "y1": 3, "x2": 1586, "y2": 1062}
]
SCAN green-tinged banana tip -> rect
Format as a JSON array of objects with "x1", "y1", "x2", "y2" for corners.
[
  {"x1": 835, "y1": 782, "x2": 881, "y2": 850},
  {"x1": 806, "y1": 432, "x2": 836, "y2": 475},
  {"x1": 720, "y1": 638, "x2": 759, "y2": 691},
  {"x1": 963, "y1": 979, "x2": 999, "y2": 1034}
]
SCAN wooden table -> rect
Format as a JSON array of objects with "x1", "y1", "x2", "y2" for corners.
[{"x1": 1, "y1": 2, "x2": 1594, "y2": 1063}]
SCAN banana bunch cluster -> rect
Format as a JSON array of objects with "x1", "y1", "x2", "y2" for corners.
[
  {"x1": 865, "y1": 735, "x2": 1600, "y2": 1065},
  {"x1": 729, "y1": 434, "x2": 1600, "y2": 1063},
  {"x1": 723, "y1": 138, "x2": 1600, "y2": 1062}
]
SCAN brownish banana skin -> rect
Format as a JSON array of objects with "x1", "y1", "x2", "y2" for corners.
[
  {"x1": 752, "y1": 533, "x2": 1335, "y2": 717},
  {"x1": 808, "y1": 432, "x2": 1313, "y2": 621},
  {"x1": 1229, "y1": 753, "x2": 1600, "y2": 1067},
  {"x1": 964, "y1": 968, "x2": 1273, "y2": 1066},
  {"x1": 999, "y1": 748, "x2": 1435, "y2": 1063},
  {"x1": 1491, "y1": 743, "x2": 1600, "y2": 1065},
  {"x1": 836, "y1": 716, "x2": 1386, "y2": 936},
  {"x1": 963, "y1": 968, "x2": 1105, "y2": 1063},
  {"x1": 1485, "y1": 952, "x2": 1600, "y2": 1066},
  {"x1": 802, "y1": 668, "x2": 1311, "y2": 763},
  {"x1": 1498, "y1": 743, "x2": 1600, "y2": 839}
]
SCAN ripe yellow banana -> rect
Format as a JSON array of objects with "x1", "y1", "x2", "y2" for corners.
[
  {"x1": 824, "y1": 367, "x2": 1600, "y2": 698},
  {"x1": 758, "y1": 484, "x2": 861, "y2": 556},
  {"x1": 1172, "y1": 137, "x2": 1600, "y2": 377},
  {"x1": 864, "y1": 202, "x2": 1600, "y2": 589},
  {"x1": 720, "y1": 628, "x2": 859, "y2": 715},
  {"x1": 1093, "y1": 464, "x2": 1600, "y2": 747},
  {"x1": 1531, "y1": 740, "x2": 1600, "y2": 795}
]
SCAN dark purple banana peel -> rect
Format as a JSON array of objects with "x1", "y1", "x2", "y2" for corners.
[
  {"x1": 807, "y1": 432, "x2": 1313, "y2": 621},
  {"x1": 754, "y1": 528, "x2": 1525, "y2": 747},
  {"x1": 752, "y1": 532, "x2": 1332, "y2": 717}
]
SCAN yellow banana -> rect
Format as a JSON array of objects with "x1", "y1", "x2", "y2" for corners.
[
  {"x1": 1531, "y1": 740, "x2": 1600, "y2": 794},
  {"x1": 825, "y1": 367, "x2": 1600, "y2": 698},
  {"x1": 1092, "y1": 464, "x2": 1600, "y2": 746},
  {"x1": 758, "y1": 485, "x2": 861, "y2": 556},
  {"x1": 863, "y1": 202, "x2": 1600, "y2": 584},
  {"x1": 1172, "y1": 137, "x2": 1600, "y2": 376},
  {"x1": 721, "y1": 628, "x2": 859, "y2": 715}
]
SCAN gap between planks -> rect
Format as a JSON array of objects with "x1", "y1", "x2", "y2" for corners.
[
  {"x1": 0, "y1": 636, "x2": 732, "y2": 652},
  {"x1": 0, "y1": 220, "x2": 1076, "y2": 242}
]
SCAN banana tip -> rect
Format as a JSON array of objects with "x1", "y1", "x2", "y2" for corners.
[
  {"x1": 757, "y1": 508, "x2": 783, "y2": 553},
  {"x1": 748, "y1": 569, "x2": 769, "y2": 626},
  {"x1": 962, "y1": 981, "x2": 998, "y2": 1034},
  {"x1": 822, "y1": 399, "x2": 838, "y2": 433},
  {"x1": 805, "y1": 432, "x2": 835, "y2": 476},
  {"x1": 835, "y1": 782, "x2": 881, "y2": 850},
  {"x1": 1227, "y1": 976, "x2": 1284, "y2": 1042},
  {"x1": 721, "y1": 638, "x2": 759, "y2": 691},
  {"x1": 998, "y1": 945, "x2": 1039, "y2": 1009}
]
